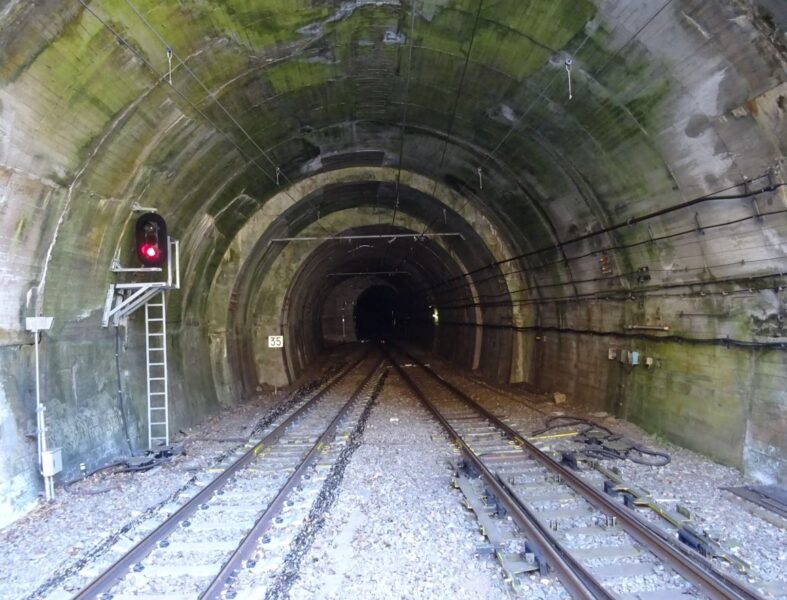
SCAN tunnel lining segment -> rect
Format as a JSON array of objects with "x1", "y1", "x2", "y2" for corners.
[{"x1": 205, "y1": 167, "x2": 531, "y2": 401}]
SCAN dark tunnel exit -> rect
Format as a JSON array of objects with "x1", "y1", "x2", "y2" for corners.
[{"x1": 354, "y1": 285, "x2": 402, "y2": 340}]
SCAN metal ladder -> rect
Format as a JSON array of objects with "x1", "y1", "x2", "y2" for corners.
[{"x1": 145, "y1": 291, "x2": 169, "y2": 448}]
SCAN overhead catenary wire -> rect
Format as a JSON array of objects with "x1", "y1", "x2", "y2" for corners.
[
  {"x1": 413, "y1": 0, "x2": 679, "y2": 242},
  {"x1": 123, "y1": 0, "x2": 294, "y2": 183},
  {"x1": 390, "y1": 0, "x2": 418, "y2": 228},
  {"x1": 84, "y1": 0, "x2": 345, "y2": 238},
  {"x1": 85, "y1": 0, "x2": 784, "y2": 298},
  {"x1": 78, "y1": 1, "x2": 279, "y2": 189},
  {"x1": 418, "y1": 0, "x2": 486, "y2": 237},
  {"x1": 482, "y1": 0, "x2": 676, "y2": 167}
]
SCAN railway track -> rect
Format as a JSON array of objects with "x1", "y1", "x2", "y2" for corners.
[
  {"x1": 69, "y1": 350, "x2": 385, "y2": 600},
  {"x1": 382, "y1": 343, "x2": 768, "y2": 600}
]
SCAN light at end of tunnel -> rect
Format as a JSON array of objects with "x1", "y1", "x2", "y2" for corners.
[{"x1": 432, "y1": 307, "x2": 439, "y2": 324}]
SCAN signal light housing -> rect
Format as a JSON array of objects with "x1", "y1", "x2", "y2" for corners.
[{"x1": 134, "y1": 212, "x2": 167, "y2": 267}]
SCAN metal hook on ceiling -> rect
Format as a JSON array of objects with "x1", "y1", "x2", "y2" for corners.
[{"x1": 166, "y1": 46, "x2": 173, "y2": 85}]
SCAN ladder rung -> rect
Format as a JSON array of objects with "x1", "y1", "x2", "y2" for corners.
[
  {"x1": 148, "y1": 348, "x2": 165, "y2": 352},
  {"x1": 147, "y1": 318, "x2": 165, "y2": 322},
  {"x1": 149, "y1": 392, "x2": 167, "y2": 396},
  {"x1": 148, "y1": 362, "x2": 165, "y2": 366},
  {"x1": 148, "y1": 377, "x2": 166, "y2": 381},
  {"x1": 148, "y1": 333, "x2": 165, "y2": 337},
  {"x1": 150, "y1": 422, "x2": 168, "y2": 426},
  {"x1": 150, "y1": 408, "x2": 167, "y2": 412}
]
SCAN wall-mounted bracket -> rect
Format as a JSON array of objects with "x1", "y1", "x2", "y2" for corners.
[
  {"x1": 751, "y1": 197, "x2": 762, "y2": 221},
  {"x1": 131, "y1": 202, "x2": 159, "y2": 213},
  {"x1": 102, "y1": 237, "x2": 180, "y2": 327},
  {"x1": 110, "y1": 258, "x2": 162, "y2": 273},
  {"x1": 694, "y1": 212, "x2": 704, "y2": 235}
]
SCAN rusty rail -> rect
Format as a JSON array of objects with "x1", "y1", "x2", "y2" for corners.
[
  {"x1": 74, "y1": 349, "x2": 374, "y2": 599},
  {"x1": 385, "y1": 343, "x2": 767, "y2": 600}
]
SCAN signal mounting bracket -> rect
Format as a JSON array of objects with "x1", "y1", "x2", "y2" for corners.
[
  {"x1": 102, "y1": 237, "x2": 180, "y2": 327},
  {"x1": 131, "y1": 202, "x2": 159, "y2": 213},
  {"x1": 110, "y1": 258, "x2": 162, "y2": 273}
]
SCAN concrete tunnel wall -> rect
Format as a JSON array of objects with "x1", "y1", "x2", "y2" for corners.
[{"x1": 0, "y1": 0, "x2": 786, "y2": 525}]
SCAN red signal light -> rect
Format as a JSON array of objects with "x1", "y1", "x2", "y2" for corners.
[{"x1": 134, "y1": 212, "x2": 167, "y2": 267}]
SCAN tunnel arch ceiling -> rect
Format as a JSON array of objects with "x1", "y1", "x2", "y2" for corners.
[{"x1": 0, "y1": 0, "x2": 786, "y2": 521}]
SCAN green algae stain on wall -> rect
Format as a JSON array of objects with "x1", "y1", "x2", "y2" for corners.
[
  {"x1": 96, "y1": 0, "x2": 331, "y2": 56},
  {"x1": 266, "y1": 61, "x2": 336, "y2": 95},
  {"x1": 472, "y1": 0, "x2": 596, "y2": 81},
  {"x1": 481, "y1": 0, "x2": 595, "y2": 44},
  {"x1": 623, "y1": 341, "x2": 750, "y2": 468}
]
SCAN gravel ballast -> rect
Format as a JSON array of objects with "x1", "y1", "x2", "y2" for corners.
[
  {"x1": 1, "y1": 347, "x2": 784, "y2": 599},
  {"x1": 286, "y1": 371, "x2": 507, "y2": 600}
]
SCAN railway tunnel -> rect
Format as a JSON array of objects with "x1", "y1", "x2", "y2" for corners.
[{"x1": 1, "y1": 0, "x2": 786, "y2": 598}]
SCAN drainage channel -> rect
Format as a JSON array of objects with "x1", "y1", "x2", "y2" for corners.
[
  {"x1": 382, "y1": 343, "x2": 767, "y2": 600},
  {"x1": 67, "y1": 350, "x2": 384, "y2": 600}
]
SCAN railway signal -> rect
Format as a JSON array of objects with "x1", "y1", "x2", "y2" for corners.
[{"x1": 134, "y1": 212, "x2": 167, "y2": 267}]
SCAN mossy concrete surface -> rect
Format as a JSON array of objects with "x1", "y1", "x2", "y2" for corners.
[{"x1": 0, "y1": 0, "x2": 785, "y2": 523}]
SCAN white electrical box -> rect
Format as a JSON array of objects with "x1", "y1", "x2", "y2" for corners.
[
  {"x1": 630, "y1": 351, "x2": 640, "y2": 366},
  {"x1": 608, "y1": 347, "x2": 618, "y2": 360},
  {"x1": 41, "y1": 448, "x2": 63, "y2": 477}
]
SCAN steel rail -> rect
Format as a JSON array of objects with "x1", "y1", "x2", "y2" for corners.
[
  {"x1": 393, "y1": 345, "x2": 767, "y2": 600},
  {"x1": 74, "y1": 350, "x2": 373, "y2": 599},
  {"x1": 382, "y1": 345, "x2": 606, "y2": 600},
  {"x1": 200, "y1": 354, "x2": 384, "y2": 599}
]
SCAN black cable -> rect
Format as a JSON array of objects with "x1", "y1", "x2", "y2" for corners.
[
  {"x1": 115, "y1": 328, "x2": 134, "y2": 453},
  {"x1": 626, "y1": 445, "x2": 671, "y2": 467},
  {"x1": 434, "y1": 253, "x2": 787, "y2": 309},
  {"x1": 413, "y1": 177, "x2": 784, "y2": 296},
  {"x1": 433, "y1": 268, "x2": 786, "y2": 311},
  {"x1": 434, "y1": 320, "x2": 787, "y2": 350},
  {"x1": 532, "y1": 415, "x2": 671, "y2": 467},
  {"x1": 62, "y1": 460, "x2": 129, "y2": 494},
  {"x1": 532, "y1": 415, "x2": 615, "y2": 436},
  {"x1": 415, "y1": 208, "x2": 787, "y2": 301}
]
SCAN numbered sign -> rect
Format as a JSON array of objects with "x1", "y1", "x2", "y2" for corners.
[{"x1": 268, "y1": 335, "x2": 284, "y2": 348}]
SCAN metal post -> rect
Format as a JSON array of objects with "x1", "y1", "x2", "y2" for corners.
[
  {"x1": 26, "y1": 316, "x2": 55, "y2": 501},
  {"x1": 34, "y1": 330, "x2": 43, "y2": 468}
]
